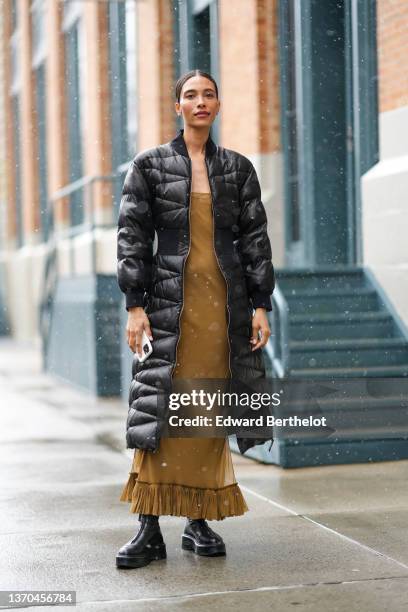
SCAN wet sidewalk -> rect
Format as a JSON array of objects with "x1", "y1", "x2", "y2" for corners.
[{"x1": 0, "y1": 337, "x2": 407, "y2": 611}]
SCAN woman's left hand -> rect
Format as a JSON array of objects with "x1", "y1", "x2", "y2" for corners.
[{"x1": 250, "y1": 308, "x2": 271, "y2": 351}]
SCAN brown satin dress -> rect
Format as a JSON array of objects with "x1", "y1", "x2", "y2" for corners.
[{"x1": 119, "y1": 192, "x2": 249, "y2": 520}]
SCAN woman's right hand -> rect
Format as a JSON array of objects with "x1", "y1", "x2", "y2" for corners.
[{"x1": 126, "y1": 307, "x2": 153, "y2": 355}]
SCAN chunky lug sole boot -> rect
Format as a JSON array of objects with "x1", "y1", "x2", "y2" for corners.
[
  {"x1": 116, "y1": 514, "x2": 166, "y2": 569},
  {"x1": 182, "y1": 518, "x2": 226, "y2": 557}
]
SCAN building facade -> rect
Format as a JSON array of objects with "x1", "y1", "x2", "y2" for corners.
[{"x1": 0, "y1": 0, "x2": 407, "y2": 465}]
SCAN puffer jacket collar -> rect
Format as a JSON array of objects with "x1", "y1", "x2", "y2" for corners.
[{"x1": 169, "y1": 127, "x2": 217, "y2": 158}]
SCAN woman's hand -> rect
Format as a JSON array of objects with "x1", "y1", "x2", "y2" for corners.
[
  {"x1": 250, "y1": 308, "x2": 271, "y2": 351},
  {"x1": 126, "y1": 307, "x2": 153, "y2": 355}
]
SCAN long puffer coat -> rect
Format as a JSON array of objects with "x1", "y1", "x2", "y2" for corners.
[{"x1": 117, "y1": 128, "x2": 275, "y2": 455}]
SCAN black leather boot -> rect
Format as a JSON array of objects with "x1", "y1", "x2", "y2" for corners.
[
  {"x1": 182, "y1": 518, "x2": 226, "y2": 556},
  {"x1": 116, "y1": 514, "x2": 166, "y2": 569}
]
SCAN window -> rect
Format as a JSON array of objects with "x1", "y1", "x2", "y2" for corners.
[
  {"x1": 192, "y1": 3, "x2": 211, "y2": 72},
  {"x1": 63, "y1": 5, "x2": 87, "y2": 227},
  {"x1": 173, "y1": 0, "x2": 218, "y2": 78},
  {"x1": 11, "y1": 0, "x2": 17, "y2": 31},
  {"x1": 31, "y1": 0, "x2": 47, "y2": 65},
  {"x1": 11, "y1": 94, "x2": 23, "y2": 248},
  {"x1": 31, "y1": 0, "x2": 48, "y2": 242},
  {"x1": 173, "y1": 0, "x2": 220, "y2": 140},
  {"x1": 34, "y1": 63, "x2": 47, "y2": 241},
  {"x1": 108, "y1": 0, "x2": 138, "y2": 169},
  {"x1": 10, "y1": 2, "x2": 22, "y2": 247}
]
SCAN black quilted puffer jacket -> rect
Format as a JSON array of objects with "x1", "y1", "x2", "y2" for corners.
[{"x1": 117, "y1": 128, "x2": 275, "y2": 455}]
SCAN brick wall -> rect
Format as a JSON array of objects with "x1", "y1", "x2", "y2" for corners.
[
  {"x1": 219, "y1": 0, "x2": 280, "y2": 155},
  {"x1": 257, "y1": 0, "x2": 280, "y2": 153},
  {"x1": 377, "y1": 0, "x2": 408, "y2": 112},
  {"x1": 138, "y1": 0, "x2": 175, "y2": 150}
]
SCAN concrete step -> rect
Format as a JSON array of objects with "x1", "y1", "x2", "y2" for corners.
[
  {"x1": 290, "y1": 315, "x2": 395, "y2": 341},
  {"x1": 276, "y1": 266, "x2": 365, "y2": 288},
  {"x1": 289, "y1": 310, "x2": 392, "y2": 323},
  {"x1": 289, "y1": 364, "x2": 408, "y2": 377},
  {"x1": 289, "y1": 337, "x2": 408, "y2": 368},
  {"x1": 286, "y1": 290, "x2": 379, "y2": 314}
]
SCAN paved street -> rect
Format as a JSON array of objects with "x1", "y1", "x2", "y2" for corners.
[{"x1": 1, "y1": 338, "x2": 408, "y2": 611}]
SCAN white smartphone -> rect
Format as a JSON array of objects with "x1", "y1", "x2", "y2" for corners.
[{"x1": 135, "y1": 330, "x2": 153, "y2": 363}]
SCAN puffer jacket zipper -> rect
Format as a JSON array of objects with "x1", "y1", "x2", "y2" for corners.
[
  {"x1": 155, "y1": 165, "x2": 192, "y2": 452},
  {"x1": 171, "y1": 158, "x2": 193, "y2": 381},
  {"x1": 205, "y1": 158, "x2": 232, "y2": 380}
]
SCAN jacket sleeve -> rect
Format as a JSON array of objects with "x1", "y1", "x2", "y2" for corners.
[
  {"x1": 117, "y1": 159, "x2": 155, "y2": 311},
  {"x1": 237, "y1": 161, "x2": 275, "y2": 312}
]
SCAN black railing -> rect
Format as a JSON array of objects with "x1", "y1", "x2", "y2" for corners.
[
  {"x1": 265, "y1": 283, "x2": 290, "y2": 377},
  {"x1": 38, "y1": 173, "x2": 123, "y2": 369}
]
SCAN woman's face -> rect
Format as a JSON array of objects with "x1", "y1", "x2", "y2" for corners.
[{"x1": 175, "y1": 75, "x2": 220, "y2": 128}]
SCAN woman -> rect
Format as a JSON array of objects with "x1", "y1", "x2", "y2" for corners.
[{"x1": 116, "y1": 69, "x2": 275, "y2": 569}]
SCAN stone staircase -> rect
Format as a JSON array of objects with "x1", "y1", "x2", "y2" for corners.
[
  {"x1": 236, "y1": 267, "x2": 408, "y2": 467},
  {"x1": 278, "y1": 267, "x2": 408, "y2": 378}
]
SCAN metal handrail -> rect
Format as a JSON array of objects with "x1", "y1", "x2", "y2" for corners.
[
  {"x1": 47, "y1": 173, "x2": 120, "y2": 274},
  {"x1": 264, "y1": 282, "x2": 290, "y2": 378},
  {"x1": 38, "y1": 173, "x2": 122, "y2": 368}
]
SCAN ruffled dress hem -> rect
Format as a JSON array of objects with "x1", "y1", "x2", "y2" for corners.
[{"x1": 119, "y1": 471, "x2": 249, "y2": 521}]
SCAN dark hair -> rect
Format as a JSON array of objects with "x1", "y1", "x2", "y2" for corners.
[{"x1": 175, "y1": 69, "x2": 219, "y2": 103}]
